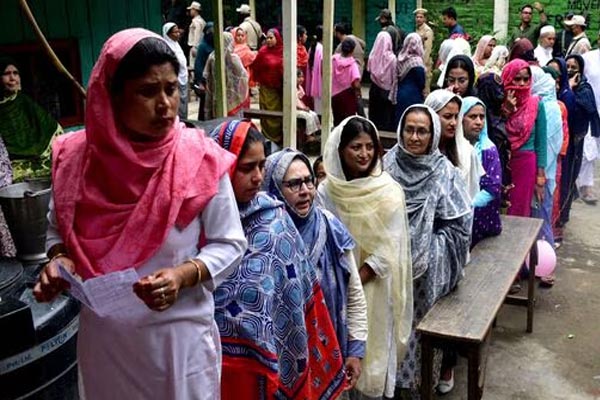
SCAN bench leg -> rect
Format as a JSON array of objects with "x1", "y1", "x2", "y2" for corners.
[
  {"x1": 467, "y1": 344, "x2": 483, "y2": 400},
  {"x1": 420, "y1": 335, "x2": 434, "y2": 400},
  {"x1": 527, "y1": 242, "x2": 538, "y2": 333}
]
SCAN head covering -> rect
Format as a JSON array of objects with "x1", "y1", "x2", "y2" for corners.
[
  {"x1": 0, "y1": 57, "x2": 59, "y2": 158},
  {"x1": 51, "y1": 28, "x2": 234, "y2": 279},
  {"x1": 564, "y1": 15, "x2": 586, "y2": 26},
  {"x1": 367, "y1": 31, "x2": 397, "y2": 91},
  {"x1": 437, "y1": 39, "x2": 455, "y2": 66},
  {"x1": 162, "y1": 22, "x2": 188, "y2": 85},
  {"x1": 542, "y1": 65, "x2": 559, "y2": 80},
  {"x1": 476, "y1": 71, "x2": 505, "y2": 113},
  {"x1": 509, "y1": 38, "x2": 537, "y2": 64},
  {"x1": 322, "y1": 115, "x2": 412, "y2": 396},
  {"x1": 233, "y1": 26, "x2": 257, "y2": 68},
  {"x1": 549, "y1": 57, "x2": 573, "y2": 104},
  {"x1": 332, "y1": 52, "x2": 361, "y2": 96},
  {"x1": 396, "y1": 32, "x2": 425, "y2": 82},
  {"x1": 382, "y1": 104, "x2": 471, "y2": 284},
  {"x1": 413, "y1": 8, "x2": 428, "y2": 15},
  {"x1": 501, "y1": 59, "x2": 540, "y2": 150},
  {"x1": 459, "y1": 97, "x2": 495, "y2": 158},
  {"x1": 252, "y1": 28, "x2": 284, "y2": 88},
  {"x1": 540, "y1": 25, "x2": 556, "y2": 36},
  {"x1": 484, "y1": 45, "x2": 509, "y2": 73},
  {"x1": 209, "y1": 119, "x2": 257, "y2": 176},
  {"x1": 532, "y1": 67, "x2": 564, "y2": 190},
  {"x1": 442, "y1": 54, "x2": 476, "y2": 97},
  {"x1": 236, "y1": 4, "x2": 251, "y2": 14},
  {"x1": 473, "y1": 35, "x2": 495, "y2": 67},
  {"x1": 437, "y1": 38, "x2": 472, "y2": 87},
  {"x1": 208, "y1": 31, "x2": 249, "y2": 114},
  {"x1": 425, "y1": 90, "x2": 484, "y2": 199},
  {"x1": 187, "y1": 1, "x2": 201, "y2": 11},
  {"x1": 376, "y1": 8, "x2": 393, "y2": 21}
]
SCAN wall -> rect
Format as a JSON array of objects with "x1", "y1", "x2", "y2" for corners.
[{"x1": 0, "y1": 0, "x2": 163, "y2": 86}]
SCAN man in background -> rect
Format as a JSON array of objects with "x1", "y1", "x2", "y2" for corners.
[
  {"x1": 187, "y1": 1, "x2": 206, "y2": 69},
  {"x1": 376, "y1": 8, "x2": 405, "y2": 55},
  {"x1": 442, "y1": 7, "x2": 468, "y2": 40},
  {"x1": 508, "y1": 2, "x2": 547, "y2": 48},
  {"x1": 565, "y1": 15, "x2": 591, "y2": 56},
  {"x1": 554, "y1": 12, "x2": 574, "y2": 57},
  {"x1": 414, "y1": 8, "x2": 434, "y2": 96},
  {"x1": 334, "y1": 22, "x2": 366, "y2": 76},
  {"x1": 237, "y1": 4, "x2": 263, "y2": 51},
  {"x1": 534, "y1": 25, "x2": 555, "y2": 66}
]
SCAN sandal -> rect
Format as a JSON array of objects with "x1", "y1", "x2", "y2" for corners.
[
  {"x1": 509, "y1": 282, "x2": 522, "y2": 294},
  {"x1": 539, "y1": 275, "x2": 555, "y2": 288}
]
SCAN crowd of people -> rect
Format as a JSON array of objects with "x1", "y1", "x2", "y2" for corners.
[{"x1": 10, "y1": 1, "x2": 598, "y2": 400}]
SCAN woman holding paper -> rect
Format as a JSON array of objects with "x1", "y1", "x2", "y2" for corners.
[{"x1": 32, "y1": 28, "x2": 246, "y2": 399}]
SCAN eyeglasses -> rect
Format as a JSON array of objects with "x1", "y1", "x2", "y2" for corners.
[
  {"x1": 282, "y1": 176, "x2": 315, "y2": 192},
  {"x1": 403, "y1": 127, "x2": 431, "y2": 139},
  {"x1": 445, "y1": 77, "x2": 469, "y2": 85}
]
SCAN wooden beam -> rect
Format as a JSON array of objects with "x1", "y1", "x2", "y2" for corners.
[
  {"x1": 321, "y1": 0, "x2": 335, "y2": 153},
  {"x1": 388, "y1": 0, "x2": 396, "y2": 23},
  {"x1": 282, "y1": 0, "x2": 297, "y2": 148},
  {"x1": 212, "y1": 0, "x2": 227, "y2": 117},
  {"x1": 352, "y1": 0, "x2": 365, "y2": 40},
  {"x1": 249, "y1": 0, "x2": 256, "y2": 20}
]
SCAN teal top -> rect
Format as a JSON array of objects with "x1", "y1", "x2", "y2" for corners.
[{"x1": 519, "y1": 101, "x2": 547, "y2": 168}]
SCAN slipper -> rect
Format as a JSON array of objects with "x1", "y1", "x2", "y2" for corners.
[
  {"x1": 437, "y1": 369, "x2": 454, "y2": 395},
  {"x1": 509, "y1": 282, "x2": 522, "y2": 294},
  {"x1": 581, "y1": 195, "x2": 598, "y2": 205},
  {"x1": 539, "y1": 275, "x2": 555, "y2": 288}
]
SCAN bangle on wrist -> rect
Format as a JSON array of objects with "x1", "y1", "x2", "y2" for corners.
[{"x1": 187, "y1": 258, "x2": 203, "y2": 285}]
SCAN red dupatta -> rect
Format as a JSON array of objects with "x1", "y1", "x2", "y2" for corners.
[
  {"x1": 501, "y1": 59, "x2": 540, "y2": 151},
  {"x1": 252, "y1": 28, "x2": 284, "y2": 89}
]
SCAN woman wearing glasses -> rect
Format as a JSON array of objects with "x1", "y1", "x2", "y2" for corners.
[
  {"x1": 210, "y1": 120, "x2": 346, "y2": 399},
  {"x1": 263, "y1": 147, "x2": 368, "y2": 392},
  {"x1": 317, "y1": 116, "x2": 413, "y2": 400},
  {"x1": 501, "y1": 59, "x2": 548, "y2": 218},
  {"x1": 383, "y1": 105, "x2": 472, "y2": 396}
]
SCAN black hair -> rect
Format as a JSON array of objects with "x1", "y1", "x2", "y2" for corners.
[
  {"x1": 238, "y1": 125, "x2": 266, "y2": 160},
  {"x1": 520, "y1": 4, "x2": 533, "y2": 12},
  {"x1": 297, "y1": 25, "x2": 307, "y2": 39},
  {"x1": 334, "y1": 22, "x2": 351, "y2": 35},
  {"x1": 111, "y1": 37, "x2": 179, "y2": 94},
  {"x1": 341, "y1": 37, "x2": 356, "y2": 55},
  {"x1": 312, "y1": 155, "x2": 323, "y2": 173},
  {"x1": 441, "y1": 7, "x2": 457, "y2": 20},
  {"x1": 566, "y1": 54, "x2": 585, "y2": 74},
  {"x1": 438, "y1": 98, "x2": 462, "y2": 168},
  {"x1": 400, "y1": 106, "x2": 434, "y2": 152},
  {"x1": 442, "y1": 55, "x2": 476, "y2": 96},
  {"x1": 338, "y1": 117, "x2": 382, "y2": 179},
  {"x1": 309, "y1": 25, "x2": 323, "y2": 70}
]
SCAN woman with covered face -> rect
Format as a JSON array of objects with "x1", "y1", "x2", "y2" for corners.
[
  {"x1": 33, "y1": 29, "x2": 247, "y2": 398},
  {"x1": 210, "y1": 120, "x2": 346, "y2": 399},
  {"x1": 263, "y1": 147, "x2": 368, "y2": 393},
  {"x1": 500, "y1": 59, "x2": 548, "y2": 218},
  {"x1": 317, "y1": 116, "x2": 413, "y2": 400},
  {"x1": 383, "y1": 105, "x2": 472, "y2": 396}
]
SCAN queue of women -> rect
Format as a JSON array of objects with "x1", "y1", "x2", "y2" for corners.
[{"x1": 14, "y1": 7, "x2": 598, "y2": 400}]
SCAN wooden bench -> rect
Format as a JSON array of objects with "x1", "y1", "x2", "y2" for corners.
[
  {"x1": 378, "y1": 130, "x2": 396, "y2": 150},
  {"x1": 241, "y1": 108, "x2": 313, "y2": 150},
  {"x1": 417, "y1": 215, "x2": 543, "y2": 400}
]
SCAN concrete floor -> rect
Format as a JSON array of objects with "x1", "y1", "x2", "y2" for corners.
[
  {"x1": 188, "y1": 94, "x2": 600, "y2": 400},
  {"x1": 444, "y1": 167, "x2": 600, "y2": 399}
]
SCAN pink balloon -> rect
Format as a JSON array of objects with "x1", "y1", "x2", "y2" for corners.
[{"x1": 527, "y1": 240, "x2": 557, "y2": 277}]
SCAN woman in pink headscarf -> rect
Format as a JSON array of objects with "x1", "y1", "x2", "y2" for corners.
[
  {"x1": 367, "y1": 30, "x2": 397, "y2": 131},
  {"x1": 332, "y1": 37, "x2": 362, "y2": 126},
  {"x1": 501, "y1": 59, "x2": 548, "y2": 217},
  {"x1": 33, "y1": 28, "x2": 247, "y2": 399},
  {"x1": 472, "y1": 35, "x2": 496, "y2": 73}
]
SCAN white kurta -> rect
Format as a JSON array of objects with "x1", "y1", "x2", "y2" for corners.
[
  {"x1": 578, "y1": 49, "x2": 600, "y2": 188},
  {"x1": 46, "y1": 176, "x2": 247, "y2": 400}
]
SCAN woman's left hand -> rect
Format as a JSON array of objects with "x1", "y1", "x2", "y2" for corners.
[
  {"x1": 344, "y1": 357, "x2": 362, "y2": 390},
  {"x1": 535, "y1": 183, "x2": 545, "y2": 203},
  {"x1": 133, "y1": 267, "x2": 185, "y2": 312}
]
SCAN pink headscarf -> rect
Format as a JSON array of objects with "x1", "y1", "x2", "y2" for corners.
[
  {"x1": 331, "y1": 53, "x2": 360, "y2": 96},
  {"x1": 473, "y1": 35, "x2": 494, "y2": 67},
  {"x1": 501, "y1": 59, "x2": 540, "y2": 151},
  {"x1": 367, "y1": 31, "x2": 397, "y2": 91},
  {"x1": 51, "y1": 28, "x2": 235, "y2": 280}
]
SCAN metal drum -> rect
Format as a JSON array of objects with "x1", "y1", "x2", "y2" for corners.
[{"x1": 0, "y1": 180, "x2": 51, "y2": 262}]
